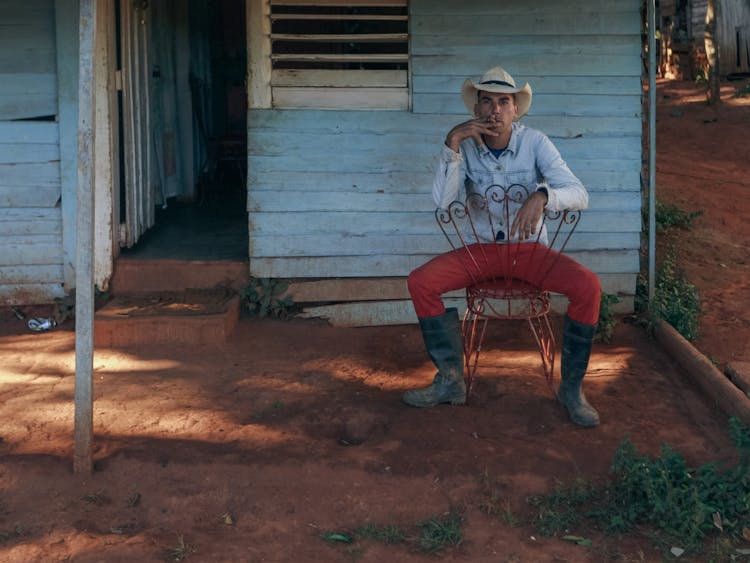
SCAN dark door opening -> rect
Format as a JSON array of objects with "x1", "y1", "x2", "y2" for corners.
[{"x1": 118, "y1": 0, "x2": 247, "y2": 261}]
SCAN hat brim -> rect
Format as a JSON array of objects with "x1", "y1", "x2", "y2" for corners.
[{"x1": 461, "y1": 79, "x2": 532, "y2": 119}]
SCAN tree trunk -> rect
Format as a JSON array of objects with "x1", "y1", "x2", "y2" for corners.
[{"x1": 705, "y1": 0, "x2": 722, "y2": 104}]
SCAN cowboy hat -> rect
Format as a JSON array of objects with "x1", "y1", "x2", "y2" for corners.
[{"x1": 461, "y1": 66, "x2": 532, "y2": 119}]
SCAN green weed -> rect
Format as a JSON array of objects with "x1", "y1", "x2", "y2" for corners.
[
  {"x1": 167, "y1": 534, "x2": 195, "y2": 561},
  {"x1": 322, "y1": 509, "x2": 464, "y2": 556},
  {"x1": 595, "y1": 293, "x2": 620, "y2": 343},
  {"x1": 241, "y1": 277, "x2": 295, "y2": 319},
  {"x1": 417, "y1": 510, "x2": 464, "y2": 554},
  {"x1": 734, "y1": 83, "x2": 750, "y2": 98},
  {"x1": 648, "y1": 200, "x2": 704, "y2": 233},
  {"x1": 649, "y1": 246, "x2": 701, "y2": 341},
  {"x1": 528, "y1": 418, "x2": 750, "y2": 557},
  {"x1": 355, "y1": 523, "x2": 406, "y2": 544}
]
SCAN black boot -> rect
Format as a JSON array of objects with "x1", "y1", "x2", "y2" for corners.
[
  {"x1": 558, "y1": 315, "x2": 600, "y2": 427},
  {"x1": 403, "y1": 308, "x2": 466, "y2": 407}
]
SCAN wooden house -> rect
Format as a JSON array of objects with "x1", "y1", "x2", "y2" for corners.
[
  {"x1": 659, "y1": 0, "x2": 750, "y2": 79},
  {"x1": 1, "y1": 0, "x2": 645, "y2": 326}
]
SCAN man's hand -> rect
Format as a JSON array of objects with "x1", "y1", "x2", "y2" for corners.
[
  {"x1": 510, "y1": 191, "x2": 548, "y2": 240},
  {"x1": 445, "y1": 117, "x2": 499, "y2": 152}
]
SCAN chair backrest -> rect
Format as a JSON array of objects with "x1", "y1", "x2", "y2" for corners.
[{"x1": 435, "y1": 184, "x2": 581, "y2": 319}]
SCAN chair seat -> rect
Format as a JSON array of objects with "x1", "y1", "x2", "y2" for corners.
[{"x1": 466, "y1": 281, "x2": 551, "y2": 320}]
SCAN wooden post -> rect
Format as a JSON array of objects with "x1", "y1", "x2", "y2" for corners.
[{"x1": 74, "y1": 0, "x2": 97, "y2": 475}]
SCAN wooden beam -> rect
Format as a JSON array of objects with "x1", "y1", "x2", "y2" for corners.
[{"x1": 74, "y1": 0, "x2": 96, "y2": 476}]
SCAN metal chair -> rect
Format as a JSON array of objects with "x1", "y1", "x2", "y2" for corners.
[{"x1": 435, "y1": 184, "x2": 581, "y2": 400}]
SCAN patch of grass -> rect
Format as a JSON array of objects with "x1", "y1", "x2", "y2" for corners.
[
  {"x1": 649, "y1": 200, "x2": 704, "y2": 233},
  {"x1": 734, "y1": 83, "x2": 750, "y2": 98},
  {"x1": 241, "y1": 277, "x2": 295, "y2": 319},
  {"x1": 476, "y1": 470, "x2": 521, "y2": 526},
  {"x1": 527, "y1": 478, "x2": 597, "y2": 537},
  {"x1": 649, "y1": 246, "x2": 701, "y2": 341},
  {"x1": 355, "y1": 523, "x2": 406, "y2": 545},
  {"x1": 595, "y1": 293, "x2": 620, "y2": 344},
  {"x1": 0, "y1": 525, "x2": 22, "y2": 544},
  {"x1": 81, "y1": 489, "x2": 108, "y2": 506},
  {"x1": 527, "y1": 418, "x2": 750, "y2": 558},
  {"x1": 417, "y1": 510, "x2": 464, "y2": 554},
  {"x1": 167, "y1": 534, "x2": 195, "y2": 561},
  {"x1": 322, "y1": 509, "x2": 464, "y2": 556}
]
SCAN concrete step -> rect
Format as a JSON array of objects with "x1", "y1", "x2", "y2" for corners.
[
  {"x1": 94, "y1": 289, "x2": 241, "y2": 347},
  {"x1": 109, "y1": 259, "x2": 248, "y2": 294}
]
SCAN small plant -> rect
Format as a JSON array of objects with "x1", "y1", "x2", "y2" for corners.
[
  {"x1": 734, "y1": 83, "x2": 750, "y2": 98},
  {"x1": 0, "y1": 525, "x2": 22, "y2": 544},
  {"x1": 417, "y1": 510, "x2": 464, "y2": 554},
  {"x1": 646, "y1": 200, "x2": 703, "y2": 233},
  {"x1": 355, "y1": 523, "x2": 406, "y2": 545},
  {"x1": 168, "y1": 534, "x2": 195, "y2": 561},
  {"x1": 649, "y1": 246, "x2": 701, "y2": 341},
  {"x1": 241, "y1": 277, "x2": 295, "y2": 319},
  {"x1": 595, "y1": 293, "x2": 620, "y2": 344},
  {"x1": 527, "y1": 418, "x2": 750, "y2": 558},
  {"x1": 53, "y1": 286, "x2": 110, "y2": 323},
  {"x1": 527, "y1": 478, "x2": 597, "y2": 537},
  {"x1": 322, "y1": 510, "x2": 464, "y2": 555}
]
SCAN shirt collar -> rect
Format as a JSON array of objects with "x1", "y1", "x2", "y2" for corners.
[{"x1": 479, "y1": 122, "x2": 519, "y2": 157}]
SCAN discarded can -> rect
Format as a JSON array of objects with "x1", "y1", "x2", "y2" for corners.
[{"x1": 27, "y1": 317, "x2": 57, "y2": 332}]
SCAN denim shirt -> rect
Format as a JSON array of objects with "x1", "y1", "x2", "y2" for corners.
[{"x1": 432, "y1": 123, "x2": 588, "y2": 243}]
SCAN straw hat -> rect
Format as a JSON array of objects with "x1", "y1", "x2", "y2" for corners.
[{"x1": 461, "y1": 66, "x2": 532, "y2": 119}]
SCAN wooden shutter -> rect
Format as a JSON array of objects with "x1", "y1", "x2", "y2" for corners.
[{"x1": 269, "y1": 0, "x2": 409, "y2": 109}]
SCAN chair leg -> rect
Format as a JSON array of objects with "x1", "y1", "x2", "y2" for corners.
[
  {"x1": 461, "y1": 307, "x2": 488, "y2": 401},
  {"x1": 526, "y1": 314, "x2": 557, "y2": 396}
]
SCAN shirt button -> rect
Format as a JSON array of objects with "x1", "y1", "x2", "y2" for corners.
[{"x1": 496, "y1": 166, "x2": 503, "y2": 171}]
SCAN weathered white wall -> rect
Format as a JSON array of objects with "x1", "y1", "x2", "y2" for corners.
[
  {"x1": 0, "y1": 0, "x2": 65, "y2": 304},
  {"x1": 247, "y1": 0, "x2": 643, "y2": 325}
]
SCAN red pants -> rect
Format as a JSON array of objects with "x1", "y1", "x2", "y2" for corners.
[{"x1": 407, "y1": 243, "x2": 601, "y2": 325}]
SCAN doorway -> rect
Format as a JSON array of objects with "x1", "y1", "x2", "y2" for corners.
[{"x1": 115, "y1": 0, "x2": 248, "y2": 261}]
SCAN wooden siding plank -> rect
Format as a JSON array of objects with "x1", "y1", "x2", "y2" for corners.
[
  {"x1": 410, "y1": 0, "x2": 636, "y2": 15},
  {"x1": 0, "y1": 121, "x2": 58, "y2": 143},
  {"x1": 0, "y1": 162, "x2": 60, "y2": 186},
  {"x1": 414, "y1": 93, "x2": 642, "y2": 117},
  {"x1": 0, "y1": 264, "x2": 63, "y2": 284},
  {"x1": 248, "y1": 211, "x2": 641, "y2": 235},
  {"x1": 411, "y1": 13, "x2": 640, "y2": 35},
  {"x1": 246, "y1": 132, "x2": 641, "y2": 161},
  {"x1": 413, "y1": 55, "x2": 642, "y2": 77},
  {"x1": 248, "y1": 108, "x2": 642, "y2": 135},
  {"x1": 412, "y1": 75, "x2": 643, "y2": 97},
  {"x1": 0, "y1": 96, "x2": 58, "y2": 120},
  {"x1": 273, "y1": 69, "x2": 406, "y2": 87},
  {"x1": 250, "y1": 232, "x2": 641, "y2": 257},
  {"x1": 0, "y1": 208, "x2": 61, "y2": 235},
  {"x1": 0, "y1": 72, "x2": 56, "y2": 94},
  {"x1": 0, "y1": 283, "x2": 65, "y2": 304},
  {"x1": 250, "y1": 250, "x2": 640, "y2": 278},
  {"x1": 249, "y1": 190, "x2": 640, "y2": 213},
  {"x1": 0, "y1": 186, "x2": 61, "y2": 207},
  {"x1": 248, "y1": 155, "x2": 641, "y2": 176},
  {"x1": 273, "y1": 87, "x2": 409, "y2": 110},
  {"x1": 0, "y1": 239, "x2": 63, "y2": 265},
  {"x1": 0, "y1": 144, "x2": 59, "y2": 164},
  {"x1": 247, "y1": 168, "x2": 642, "y2": 194},
  {"x1": 412, "y1": 35, "x2": 641, "y2": 56}
]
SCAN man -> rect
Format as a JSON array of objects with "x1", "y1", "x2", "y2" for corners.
[{"x1": 404, "y1": 66, "x2": 602, "y2": 427}]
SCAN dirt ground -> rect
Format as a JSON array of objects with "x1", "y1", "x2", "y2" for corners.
[{"x1": 0, "y1": 78, "x2": 749, "y2": 562}]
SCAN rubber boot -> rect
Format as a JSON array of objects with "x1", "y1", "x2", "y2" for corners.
[
  {"x1": 558, "y1": 315, "x2": 600, "y2": 427},
  {"x1": 403, "y1": 308, "x2": 466, "y2": 407}
]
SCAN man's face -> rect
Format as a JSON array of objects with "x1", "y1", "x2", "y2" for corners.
[{"x1": 474, "y1": 91, "x2": 518, "y2": 130}]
